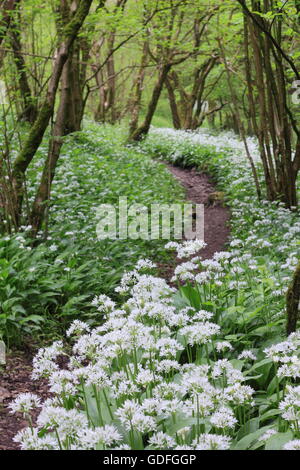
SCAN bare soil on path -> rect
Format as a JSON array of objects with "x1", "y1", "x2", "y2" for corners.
[
  {"x1": 0, "y1": 353, "x2": 51, "y2": 450},
  {"x1": 158, "y1": 164, "x2": 231, "y2": 279}
]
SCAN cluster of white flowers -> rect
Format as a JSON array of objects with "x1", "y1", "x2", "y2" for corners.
[
  {"x1": 11, "y1": 254, "x2": 262, "y2": 451},
  {"x1": 279, "y1": 385, "x2": 300, "y2": 431},
  {"x1": 9, "y1": 393, "x2": 41, "y2": 415},
  {"x1": 10, "y1": 233, "x2": 300, "y2": 451},
  {"x1": 265, "y1": 333, "x2": 300, "y2": 380},
  {"x1": 165, "y1": 239, "x2": 207, "y2": 259}
]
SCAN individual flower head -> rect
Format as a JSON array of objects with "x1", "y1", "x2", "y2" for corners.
[
  {"x1": 238, "y1": 350, "x2": 257, "y2": 361},
  {"x1": 66, "y1": 320, "x2": 90, "y2": 337},
  {"x1": 91, "y1": 294, "x2": 116, "y2": 314},
  {"x1": 31, "y1": 341, "x2": 64, "y2": 380},
  {"x1": 258, "y1": 429, "x2": 277, "y2": 442},
  {"x1": 210, "y1": 406, "x2": 238, "y2": 429},
  {"x1": 223, "y1": 383, "x2": 255, "y2": 406},
  {"x1": 194, "y1": 433, "x2": 231, "y2": 450},
  {"x1": 135, "y1": 259, "x2": 156, "y2": 271},
  {"x1": 180, "y1": 322, "x2": 220, "y2": 346},
  {"x1": 9, "y1": 393, "x2": 41, "y2": 415},
  {"x1": 279, "y1": 385, "x2": 300, "y2": 431},
  {"x1": 283, "y1": 440, "x2": 300, "y2": 450},
  {"x1": 216, "y1": 341, "x2": 233, "y2": 353},
  {"x1": 148, "y1": 432, "x2": 176, "y2": 449},
  {"x1": 48, "y1": 370, "x2": 78, "y2": 396},
  {"x1": 75, "y1": 425, "x2": 122, "y2": 449}
]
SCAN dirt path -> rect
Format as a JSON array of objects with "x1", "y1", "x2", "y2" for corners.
[
  {"x1": 0, "y1": 353, "x2": 50, "y2": 450},
  {"x1": 0, "y1": 165, "x2": 231, "y2": 451},
  {"x1": 167, "y1": 164, "x2": 230, "y2": 257},
  {"x1": 158, "y1": 164, "x2": 231, "y2": 279}
]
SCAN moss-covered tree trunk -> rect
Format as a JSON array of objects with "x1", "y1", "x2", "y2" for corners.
[
  {"x1": 0, "y1": 0, "x2": 19, "y2": 46},
  {"x1": 128, "y1": 40, "x2": 149, "y2": 135},
  {"x1": 10, "y1": 0, "x2": 94, "y2": 226},
  {"x1": 29, "y1": 53, "x2": 74, "y2": 236},
  {"x1": 129, "y1": 63, "x2": 171, "y2": 142},
  {"x1": 10, "y1": 3, "x2": 37, "y2": 123},
  {"x1": 165, "y1": 75, "x2": 182, "y2": 130},
  {"x1": 287, "y1": 260, "x2": 300, "y2": 335}
]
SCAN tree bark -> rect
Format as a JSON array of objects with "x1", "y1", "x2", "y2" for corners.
[
  {"x1": 165, "y1": 75, "x2": 181, "y2": 129},
  {"x1": 129, "y1": 63, "x2": 171, "y2": 142},
  {"x1": 30, "y1": 54, "x2": 74, "y2": 236},
  {"x1": 10, "y1": 4, "x2": 37, "y2": 123},
  {"x1": 0, "y1": 0, "x2": 19, "y2": 46},
  {"x1": 128, "y1": 40, "x2": 149, "y2": 135},
  {"x1": 0, "y1": 0, "x2": 20, "y2": 67},
  {"x1": 287, "y1": 261, "x2": 300, "y2": 335},
  {"x1": 218, "y1": 36, "x2": 262, "y2": 200}
]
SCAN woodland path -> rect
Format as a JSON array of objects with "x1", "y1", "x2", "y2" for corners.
[{"x1": 158, "y1": 163, "x2": 231, "y2": 280}]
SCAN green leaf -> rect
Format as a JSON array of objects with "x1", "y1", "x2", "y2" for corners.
[{"x1": 265, "y1": 431, "x2": 294, "y2": 450}]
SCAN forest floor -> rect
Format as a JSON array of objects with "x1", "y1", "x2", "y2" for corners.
[
  {"x1": 0, "y1": 352, "x2": 50, "y2": 450},
  {"x1": 0, "y1": 163, "x2": 230, "y2": 451}
]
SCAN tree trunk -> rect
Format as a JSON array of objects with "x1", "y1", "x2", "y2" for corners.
[
  {"x1": 128, "y1": 40, "x2": 149, "y2": 135},
  {"x1": 30, "y1": 55, "x2": 74, "y2": 236},
  {"x1": 129, "y1": 63, "x2": 171, "y2": 142},
  {"x1": 165, "y1": 76, "x2": 181, "y2": 129},
  {"x1": 106, "y1": 31, "x2": 117, "y2": 123},
  {"x1": 166, "y1": 58, "x2": 217, "y2": 131},
  {"x1": 218, "y1": 37, "x2": 261, "y2": 200},
  {"x1": 287, "y1": 261, "x2": 300, "y2": 335},
  {"x1": 0, "y1": 0, "x2": 19, "y2": 46},
  {"x1": 10, "y1": 6, "x2": 37, "y2": 123}
]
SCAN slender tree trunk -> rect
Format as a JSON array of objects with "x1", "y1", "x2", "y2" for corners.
[
  {"x1": 65, "y1": 42, "x2": 85, "y2": 132},
  {"x1": 128, "y1": 40, "x2": 149, "y2": 135},
  {"x1": 0, "y1": 0, "x2": 20, "y2": 67},
  {"x1": 10, "y1": 6, "x2": 37, "y2": 123},
  {"x1": 0, "y1": 0, "x2": 19, "y2": 46},
  {"x1": 167, "y1": 70, "x2": 189, "y2": 128},
  {"x1": 106, "y1": 31, "x2": 117, "y2": 123},
  {"x1": 218, "y1": 37, "x2": 262, "y2": 200},
  {"x1": 129, "y1": 63, "x2": 171, "y2": 142},
  {"x1": 30, "y1": 55, "x2": 74, "y2": 235},
  {"x1": 287, "y1": 261, "x2": 300, "y2": 335},
  {"x1": 165, "y1": 75, "x2": 181, "y2": 129},
  {"x1": 94, "y1": 66, "x2": 107, "y2": 122}
]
